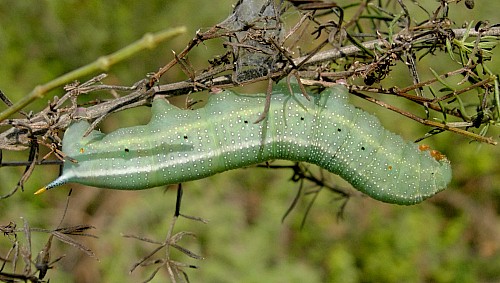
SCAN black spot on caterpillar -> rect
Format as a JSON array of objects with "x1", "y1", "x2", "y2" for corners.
[{"x1": 40, "y1": 81, "x2": 452, "y2": 205}]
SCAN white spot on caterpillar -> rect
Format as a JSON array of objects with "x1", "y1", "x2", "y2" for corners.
[{"x1": 43, "y1": 82, "x2": 451, "y2": 205}]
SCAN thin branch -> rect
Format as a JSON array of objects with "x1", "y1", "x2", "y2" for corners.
[
  {"x1": 294, "y1": 27, "x2": 500, "y2": 66},
  {"x1": 0, "y1": 27, "x2": 186, "y2": 123},
  {"x1": 351, "y1": 89, "x2": 497, "y2": 145}
]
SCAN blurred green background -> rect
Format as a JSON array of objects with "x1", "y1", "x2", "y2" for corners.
[{"x1": 0, "y1": 1, "x2": 499, "y2": 282}]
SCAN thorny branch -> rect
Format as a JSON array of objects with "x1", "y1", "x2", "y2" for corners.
[
  {"x1": 0, "y1": 0, "x2": 499, "y2": 281},
  {"x1": 1, "y1": 25, "x2": 498, "y2": 151},
  {"x1": 123, "y1": 185, "x2": 206, "y2": 283},
  {"x1": 0, "y1": 0, "x2": 498, "y2": 195},
  {"x1": 0, "y1": 190, "x2": 96, "y2": 282}
]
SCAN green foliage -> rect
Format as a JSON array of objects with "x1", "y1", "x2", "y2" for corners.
[{"x1": 0, "y1": 1, "x2": 499, "y2": 282}]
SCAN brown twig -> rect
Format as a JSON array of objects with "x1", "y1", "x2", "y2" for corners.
[{"x1": 351, "y1": 89, "x2": 497, "y2": 145}]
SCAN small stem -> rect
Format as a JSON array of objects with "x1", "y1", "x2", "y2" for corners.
[{"x1": 0, "y1": 27, "x2": 186, "y2": 122}]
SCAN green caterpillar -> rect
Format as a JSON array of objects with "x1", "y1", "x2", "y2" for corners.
[{"x1": 39, "y1": 81, "x2": 452, "y2": 205}]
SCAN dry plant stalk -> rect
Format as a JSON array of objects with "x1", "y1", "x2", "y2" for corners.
[
  {"x1": 0, "y1": 0, "x2": 499, "y2": 281},
  {"x1": 0, "y1": 0, "x2": 498, "y2": 208}
]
